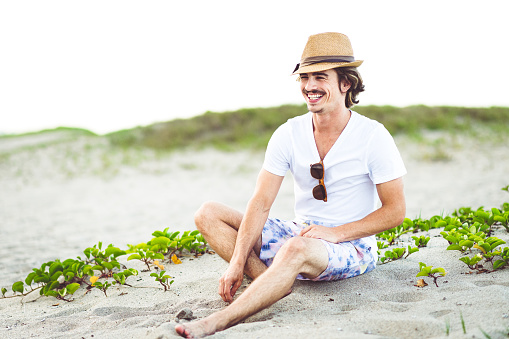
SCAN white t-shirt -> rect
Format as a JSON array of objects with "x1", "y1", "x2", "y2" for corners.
[{"x1": 263, "y1": 110, "x2": 407, "y2": 225}]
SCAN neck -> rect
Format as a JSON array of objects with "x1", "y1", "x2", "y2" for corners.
[{"x1": 312, "y1": 107, "x2": 351, "y2": 134}]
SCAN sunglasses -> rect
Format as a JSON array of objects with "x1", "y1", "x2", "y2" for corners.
[{"x1": 310, "y1": 160, "x2": 327, "y2": 202}]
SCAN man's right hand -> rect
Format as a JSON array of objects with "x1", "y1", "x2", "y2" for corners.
[{"x1": 218, "y1": 263, "x2": 244, "y2": 303}]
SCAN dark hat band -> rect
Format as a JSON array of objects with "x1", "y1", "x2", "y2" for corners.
[{"x1": 293, "y1": 55, "x2": 355, "y2": 73}]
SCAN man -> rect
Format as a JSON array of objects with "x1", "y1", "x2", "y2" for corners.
[{"x1": 175, "y1": 32, "x2": 406, "y2": 338}]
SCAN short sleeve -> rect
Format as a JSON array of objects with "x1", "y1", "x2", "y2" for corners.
[
  {"x1": 366, "y1": 125, "x2": 407, "y2": 184},
  {"x1": 262, "y1": 123, "x2": 292, "y2": 177}
]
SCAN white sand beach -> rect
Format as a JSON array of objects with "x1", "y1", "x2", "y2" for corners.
[{"x1": 1, "y1": 131, "x2": 508, "y2": 338}]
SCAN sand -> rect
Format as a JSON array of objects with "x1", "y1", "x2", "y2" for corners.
[{"x1": 1, "y1": 130, "x2": 508, "y2": 338}]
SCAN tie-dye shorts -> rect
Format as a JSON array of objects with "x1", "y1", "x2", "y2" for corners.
[{"x1": 259, "y1": 218, "x2": 377, "y2": 281}]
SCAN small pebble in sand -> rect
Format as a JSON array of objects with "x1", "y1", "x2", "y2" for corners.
[{"x1": 176, "y1": 308, "x2": 196, "y2": 321}]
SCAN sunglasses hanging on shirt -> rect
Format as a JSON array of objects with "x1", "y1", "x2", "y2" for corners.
[{"x1": 310, "y1": 160, "x2": 327, "y2": 202}]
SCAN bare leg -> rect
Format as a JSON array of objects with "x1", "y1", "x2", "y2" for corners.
[
  {"x1": 194, "y1": 201, "x2": 268, "y2": 279},
  {"x1": 175, "y1": 236, "x2": 329, "y2": 338}
]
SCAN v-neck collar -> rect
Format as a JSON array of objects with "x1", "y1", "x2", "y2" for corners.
[{"x1": 309, "y1": 110, "x2": 355, "y2": 163}]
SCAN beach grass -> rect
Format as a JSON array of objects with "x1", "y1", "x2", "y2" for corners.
[
  {"x1": 0, "y1": 126, "x2": 97, "y2": 139},
  {"x1": 3, "y1": 105, "x2": 508, "y2": 153},
  {"x1": 105, "y1": 104, "x2": 509, "y2": 151}
]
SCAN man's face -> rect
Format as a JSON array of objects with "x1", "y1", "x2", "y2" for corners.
[{"x1": 299, "y1": 69, "x2": 344, "y2": 114}]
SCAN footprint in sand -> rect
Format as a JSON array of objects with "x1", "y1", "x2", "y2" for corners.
[{"x1": 378, "y1": 292, "x2": 426, "y2": 303}]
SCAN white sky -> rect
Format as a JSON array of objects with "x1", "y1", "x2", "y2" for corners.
[{"x1": 1, "y1": 0, "x2": 508, "y2": 135}]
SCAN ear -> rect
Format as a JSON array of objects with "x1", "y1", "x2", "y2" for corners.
[{"x1": 340, "y1": 78, "x2": 351, "y2": 93}]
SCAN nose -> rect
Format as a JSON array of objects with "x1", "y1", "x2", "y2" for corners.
[{"x1": 304, "y1": 77, "x2": 318, "y2": 92}]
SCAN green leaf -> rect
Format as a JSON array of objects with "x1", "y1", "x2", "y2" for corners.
[
  {"x1": 49, "y1": 262, "x2": 63, "y2": 277},
  {"x1": 445, "y1": 235, "x2": 459, "y2": 244},
  {"x1": 152, "y1": 231, "x2": 166, "y2": 237},
  {"x1": 477, "y1": 243, "x2": 490, "y2": 254},
  {"x1": 181, "y1": 238, "x2": 195, "y2": 247},
  {"x1": 50, "y1": 271, "x2": 62, "y2": 282},
  {"x1": 421, "y1": 266, "x2": 432, "y2": 274},
  {"x1": 493, "y1": 260, "x2": 507, "y2": 270},
  {"x1": 474, "y1": 210, "x2": 489, "y2": 220},
  {"x1": 431, "y1": 267, "x2": 446, "y2": 275},
  {"x1": 66, "y1": 283, "x2": 80, "y2": 295},
  {"x1": 150, "y1": 244, "x2": 163, "y2": 252},
  {"x1": 153, "y1": 253, "x2": 165, "y2": 260},
  {"x1": 490, "y1": 239, "x2": 506, "y2": 250},
  {"x1": 34, "y1": 275, "x2": 50, "y2": 284},
  {"x1": 124, "y1": 268, "x2": 138, "y2": 277},
  {"x1": 494, "y1": 215, "x2": 507, "y2": 223},
  {"x1": 82, "y1": 265, "x2": 93, "y2": 275},
  {"x1": 1, "y1": 287, "x2": 7, "y2": 297},
  {"x1": 105, "y1": 246, "x2": 125, "y2": 258},
  {"x1": 416, "y1": 272, "x2": 429, "y2": 277},
  {"x1": 435, "y1": 220, "x2": 447, "y2": 228},
  {"x1": 151, "y1": 236, "x2": 171, "y2": 247},
  {"x1": 127, "y1": 254, "x2": 142, "y2": 261},
  {"x1": 135, "y1": 243, "x2": 149, "y2": 249},
  {"x1": 71, "y1": 262, "x2": 82, "y2": 272},
  {"x1": 12, "y1": 281, "x2": 24, "y2": 294},
  {"x1": 25, "y1": 272, "x2": 37, "y2": 286},
  {"x1": 47, "y1": 280, "x2": 60, "y2": 291},
  {"x1": 446, "y1": 244, "x2": 462, "y2": 251},
  {"x1": 102, "y1": 262, "x2": 113, "y2": 270},
  {"x1": 45, "y1": 290, "x2": 58, "y2": 297},
  {"x1": 459, "y1": 240, "x2": 474, "y2": 249},
  {"x1": 459, "y1": 257, "x2": 471, "y2": 265},
  {"x1": 407, "y1": 246, "x2": 419, "y2": 255},
  {"x1": 65, "y1": 272, "x2": 75, "y2": 281},
  {"x1": 169, "y1": 231, "x2": 180, "y2": 240}
]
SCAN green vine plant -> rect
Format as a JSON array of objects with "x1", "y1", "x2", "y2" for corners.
[
  {"x1": 378, "y1": 245, "x2": 419, "y2": 264},
  {"x1": 412, "y1": 235, "x2": 430, "y2": 247},
  {"x1": 377, "y1": 185, "x2": 509, "y2": 286},
  {"x1": 416, "y1": 262, "x2": 447, "y2": 287},
  {"x1": 1, "y1": 228, "x2": 209, "y2": 301},
  {"x1": 126, "y1": 228, "x2": 209, "y2": 270},
  {"x1": 150, "y1": 270, "x2": 174, "y2": 291},
  {"x1": 440, "y1": 212, "x2": 508, "y2": 273}
]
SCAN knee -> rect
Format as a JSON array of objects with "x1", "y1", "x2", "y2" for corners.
[
  {"x1": 194, "y1": 201, "x2": 220, "y2": 232},
  {"x1": 276, "y1": 237, "x2": 309, "y2": 264}
]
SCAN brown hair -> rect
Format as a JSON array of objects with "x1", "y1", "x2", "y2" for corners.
[{"x1": 334, "y1": 67, "x2": 365, "y2": 108}]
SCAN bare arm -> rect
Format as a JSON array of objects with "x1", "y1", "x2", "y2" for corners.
[
  {"x1": 231, "y1": 169, "x2": 283, "y2": 265},
  {"x1": 300, "y1": 177, "x2": 406, "y2": 242},
  {"x1": 219, "y1": 169, "x2": 284, "y2": 302}
]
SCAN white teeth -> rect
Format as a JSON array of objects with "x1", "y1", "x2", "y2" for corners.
[{"x1": 308, "y1": 94, "x2": 322, "y2": 99}]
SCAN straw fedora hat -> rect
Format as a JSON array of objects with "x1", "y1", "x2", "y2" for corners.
[{"x1": 292, "y1": 32, "x2": 363, "y2": 75}]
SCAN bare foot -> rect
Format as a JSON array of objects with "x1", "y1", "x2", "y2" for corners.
[{"x1": 175, "y1": 320, "x2": 216, "y2": 338}]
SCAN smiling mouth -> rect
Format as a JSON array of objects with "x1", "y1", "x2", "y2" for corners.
[
  {"x1": 305, "y1": 91, "x2": 324, "y2": 102},
  {"x1": 308, "y1": 93, "x2": 323, "y2": 100}
]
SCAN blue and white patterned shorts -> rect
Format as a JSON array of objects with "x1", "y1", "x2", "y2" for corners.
[{"x1": 259, "y1": 218, "x2": 377, "y2": 281}]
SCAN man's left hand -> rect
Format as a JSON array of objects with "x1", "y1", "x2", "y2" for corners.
[{"x1": 299, "y1": 224, "x2": 340, "y2": 243}]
